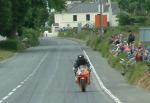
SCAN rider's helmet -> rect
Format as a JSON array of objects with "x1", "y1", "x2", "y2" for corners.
[{"x1": 78, "y1": 54, "x2": 84, "y2": 60}]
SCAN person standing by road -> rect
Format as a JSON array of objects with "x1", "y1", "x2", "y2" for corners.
[{"x1": 127, "y1": 30, "x2": 135, "y2": 44}]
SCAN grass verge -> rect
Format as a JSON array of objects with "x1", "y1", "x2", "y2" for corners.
[{"x1": 0, "y1": 50, "x2": 14, "y2": 61}]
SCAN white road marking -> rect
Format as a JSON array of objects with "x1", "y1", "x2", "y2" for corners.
[
  {"x1": 83, "y1": 50, "x2": 122, "y2": 103},
  {"x1": 8, "y1": 92, "x2": 14, "y2": 96},
  {"x1": 0, "y1": 52, "x2": 48, "y2": 103},
  {"x1": 16, "y1": 85, "x2": 22, "y2": 89},
  {"x1": 20, "y1": 82, "x2": 24, "y2": 84},
  {"x1": 12, "y1": 88, "x2": 17, "y2": 92},
  {"x1": 2, "y1": 96, "x2": 8, "y2": 100}
]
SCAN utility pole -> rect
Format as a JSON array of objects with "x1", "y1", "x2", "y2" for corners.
[
  {"x1": 99, "y1": 0, "x2": 104, "y2": 35},
  {"x1": 97, "y1": 0, "x2": 104, "y2": 36}
]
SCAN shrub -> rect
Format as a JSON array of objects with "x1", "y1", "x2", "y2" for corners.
[
  {"x1": 87, "y1": 35, "x2": 100, "y2": 50},
  {"x1": 117, "y1": 12, "x2": 132, "y2": 25},
  {"x1": 134, "y1": 16, "x2": 147, "y2": 24},
  {"x1": 22, "y1": 28, "x2": 40, "y2": 46},
  {"x1": 59, "y1": 29, "x2": 93, "y2": 40},
  {"x1": 0, "y1": 39, "x2": 25, "y2": 51}
]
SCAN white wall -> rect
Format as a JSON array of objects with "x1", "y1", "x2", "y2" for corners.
[
  {"x1": 111, "y1": 15, "x2": 119, "y2": 27},
  {"x1": 54, "y1": 12, "x2": 109, "y2": 28}
]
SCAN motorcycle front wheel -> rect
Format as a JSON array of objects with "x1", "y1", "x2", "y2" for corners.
[{"x1": 80, "y1": 79, "x2": 86, "y2": 92}]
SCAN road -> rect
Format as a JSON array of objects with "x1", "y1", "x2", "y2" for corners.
[
  {"x1": 0, "y1": 38, "x2": 115, "y2": 103},
  {"x1": 0, "y1": 37, "x2": 150, "y2": 103}
]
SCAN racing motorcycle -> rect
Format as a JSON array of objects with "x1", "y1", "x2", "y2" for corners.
[{"x1": 75, "y1": 65, "x2": 90, "y2": 92}]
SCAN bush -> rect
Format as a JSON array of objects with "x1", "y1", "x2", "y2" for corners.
[
  {"x1": 0, "y1": 39, "x2": 25, "y2": 51},
  {"x1": 22, "y1": 28, "x2": 40, "y2": 46},
  {"x1": 118, "y1": 12, "x2": 148, "y2": 26},
  {"x1": 117, "y1": 12, "x2": 132, "y2": 25},
  {"x1": 87, "y1": 35, "x2": 100, "y2": 50},
  {"x1": 59, "y1": 29, "x2": 93, "y2": 40},
  {"x1": 134, "y1": 16, "x2": 147, "y2": 24},
  {"x1": 97, "y1": 39, "x2": 109, "y2": 57}
]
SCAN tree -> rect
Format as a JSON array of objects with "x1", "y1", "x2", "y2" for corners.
[
  {"x1": 118, "y1": 0, "x2": 130, "y2": 12},
  {"x1": 48, "y1": 13, "x2": 54, "y2": 27},
  {"x1": 119, "y1": 0, "x2": 150, "y2": 15},
  {"x1": 7, "y1": 0, "x2": 31, "y2": 38},
  {"x1": 118, "y1": 0, "x2": 150, "y2": 25},
  {"x1": 48, "y1": 0, "x2": 65, "y2": 11},
  {"x1": 24, "y1": 0, "x2": 49, "y2": 28},
  {"x1": 0, "y1": 0, "x2": 12, "y2": 37},
  {"x1": 117, "y1": 12, "x2": 132, "y2": 25},
  {"x1": 0, "y1": 0, "x2": 66, "y2": 38}
]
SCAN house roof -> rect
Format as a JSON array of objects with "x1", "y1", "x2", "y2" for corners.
[
  {"x1": 65, "y1": 2, "x2": 109, "y2": 13},
  {"x1": 63, "y1": 1, "x2": 120, "y2": 14}
]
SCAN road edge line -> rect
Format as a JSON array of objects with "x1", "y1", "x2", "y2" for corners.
[{"x1": 83, "y1": 50, "x2": 122, "y2": 103}]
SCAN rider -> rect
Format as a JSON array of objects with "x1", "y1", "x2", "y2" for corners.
[
  {"x1": 73, "y1": 54, "x2": 91, "y2": 84},
  {"x1": 74, "y1": 54, "x2": 91, "y2": 74}
]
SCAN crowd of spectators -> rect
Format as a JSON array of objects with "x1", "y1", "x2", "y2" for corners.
[{"x1": 109, "y1": 31, "x2": 150, "y2": 73}]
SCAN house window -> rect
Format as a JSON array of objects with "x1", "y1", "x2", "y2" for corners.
[
  {"x1": 73, "y1": 15, "x2": 77, "y2": 21},
  {"x1": 86, "y1": 14, "x2": 90, "y2": 21}
]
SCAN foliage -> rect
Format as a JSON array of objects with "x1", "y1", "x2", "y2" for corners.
[
  {"x1": 118, "y1": 0, "x2": 150, "y2": 15},
  {"x1": 7, "y1": 0, "x2": 31, "y2": 38},
  {"x1": 22, "y1": 28, "x2": 40, "y2": 46},
  {"x1": 117, "y1": 0, "x2": 150, "y2": 26},
  {"x1": 48, "y1": 0, "x2": 65, "y2": 11},
  {"x1": 0, "y1": 0, "x2": 65, "y2": 38},
  {"x1": 0, "y1": 39, "x2": 25, "y2": 51},
  {"x1": 87, "y1": 35, "x2": 100, "y2": 50},
  {"x1": 24, "y1": 0, "x2": 49, "y2": 29},
  {"x1": 0, "y1": 0, "x2": 12, "y2": 36},
  {"x1": 118, "y1": 12, "x2": 148, "y2": 26},
  {"x1": 117, "y1": 12, "x2": 132, "y2": 25},
  {"x1": 47, "y1": 13, "x2": 54, "y2": 29},
  {"x1": 126, "y1": 62, "x2": 147, "y2": 84},
  {"x1": 59, "y1": 28, "x2": 93, "y2": 40}
]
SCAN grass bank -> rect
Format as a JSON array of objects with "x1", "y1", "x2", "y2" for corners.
[
  {"x1": 59, "y1": 27, "x2": 150, "y2": 90},
  {"x1": 0, "y1": 50, "x2": 14, "y2": 61}
]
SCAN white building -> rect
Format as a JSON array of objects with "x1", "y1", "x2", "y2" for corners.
[{"x1": 53, "y1": 1, "x2": 120, "y2": 33}]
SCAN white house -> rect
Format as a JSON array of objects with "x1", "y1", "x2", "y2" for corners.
[{"x1": 53, "y1": 1, "x2": 120, "y2": 33}]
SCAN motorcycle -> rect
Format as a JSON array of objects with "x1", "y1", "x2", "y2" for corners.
[{"x1": 75, "y1": 65, "x2": 90, "y2": 92}]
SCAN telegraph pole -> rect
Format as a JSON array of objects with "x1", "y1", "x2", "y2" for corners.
[
  {"x1": 99, "y1": 0, "x2": 104, "y2": 35},
  {"x1": 97, "y1": 0, "x2": 104, "y2": 35}
]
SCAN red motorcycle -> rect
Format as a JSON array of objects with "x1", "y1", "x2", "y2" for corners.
[{"x1": 75, "y1": 65, "x2": 91, "y2": 92}]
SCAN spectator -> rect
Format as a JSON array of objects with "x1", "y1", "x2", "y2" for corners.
[
  {"x1": 135, "y1": 51, "x2": 142, "y2": 62},
  {"x1": 130, "y1": 43, "x2": 136, "y2": 54},
  {"x1": 124, "y1": 44, "x2": 131, "y2": 53},
  {"x1": 127, "y1": 52, "x2": 134, "y2": 60},
  {"x1": 142, "y1": 48, "x2": 148, "y2": 61},
  {"x1": 127, "y1": 31, "x2": 135, "y2": 44}
]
